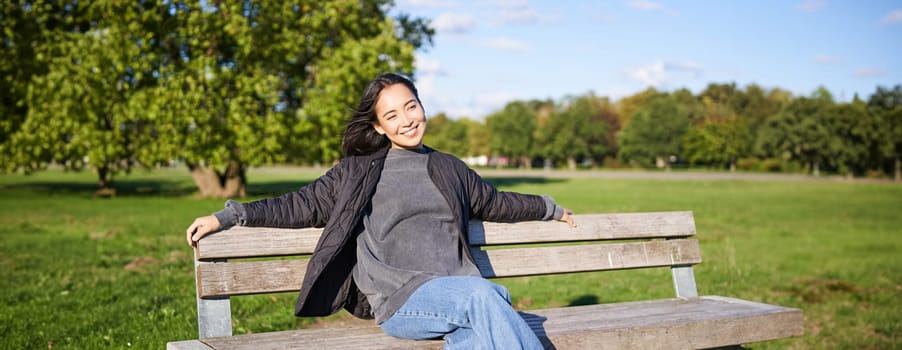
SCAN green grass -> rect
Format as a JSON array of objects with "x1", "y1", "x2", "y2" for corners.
[{"x1": 1, "y1": 168, "x2": 899, "y2": 349}]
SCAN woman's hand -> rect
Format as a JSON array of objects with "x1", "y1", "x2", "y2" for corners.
[
  {"x1": 186, "y1": 215, "x2": 221, "y2": 248},
  {"x1": 559, "y1": 208, "x2": 576, "y2": 228}
]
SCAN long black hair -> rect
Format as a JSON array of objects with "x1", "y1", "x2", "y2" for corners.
[{"x1": 342, "y1": 73, "x2": 422, "y2": 156}]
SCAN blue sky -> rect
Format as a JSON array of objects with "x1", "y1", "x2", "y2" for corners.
[{"x1": 391, "y1": 0, "x2": 902, "y2": 119}]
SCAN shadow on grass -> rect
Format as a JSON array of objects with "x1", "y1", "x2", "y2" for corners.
[
  {"x1": 2, "y1": 176, "x2": 563, "y2": 198},
  {"x1": 1, "y1": 179, "x2": 315, "y2": 198},
  {"x1": 1, "y1": 180, "x2": 196, "y2": 197},
  {"x1": 568, "y1": 295, "x2": 600, "y2": 306}
]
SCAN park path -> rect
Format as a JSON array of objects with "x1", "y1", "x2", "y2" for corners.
[{"x1": 474, "y1": 168, "x2": 893, "y2": 183}]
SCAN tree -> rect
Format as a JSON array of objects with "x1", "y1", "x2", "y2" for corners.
[
  {"x1": 824, "y1": 97, "x2": 880, "y2": 177},
  {"x1": 1, "y1": 1, "x2": 432, "y2": 197},
  {"x1": 867, "y1": 85, "x2": 902, "y2": 181},
  {"x1": 0, "y1": 1, "x2": 161, "y2": 194},
  {"x1": 0, "y1": 1, "x2": 51, "y2": 148},
  {"x1": 738, "y1": 84, "x2": 787, "y2": 131},
  {"x1": 540, "y1": 94, "x2": 610, "y2": 170},
  {"x1": 485, "y1": 100, "x2": 538, "y2": 168},
  {"x1": 462, "y1": 118, "x2": 490, "y2": 158},
  {"x1": 683, "y1": 115, "x2": 752, "y2": 171},
  {"x1": 684, "y1": 88, "x2": 753, "y2": 171},
  {"x1": 424, "y1": 113, "x2": 469, "y2": 157},
  {"x1": 756, "y1": 88, "x2": 835, "y2": 175},
  {"x1": 615, "y1": 87, "x2": 658, "y2": 129},
  {"x1": 141, "y1": 1, "x2": 425, "y2": 197},
  {"x1": 617, "y1": 92, "x2": 690, "y2": 169}
]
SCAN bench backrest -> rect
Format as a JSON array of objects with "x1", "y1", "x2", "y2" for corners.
[{"x1": 192, "y1": 211, "x2": 700, "y2": 338}]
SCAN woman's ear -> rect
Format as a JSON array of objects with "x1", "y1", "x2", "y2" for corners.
[{"x1": 372, "y1": 122, "x2": 385, "y2": 135}]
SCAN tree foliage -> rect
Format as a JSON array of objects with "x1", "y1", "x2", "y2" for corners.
[
  {"x1": 424, "y1": 113, "x2": 469, "y2": 157},
  {"x1": 485, "y1": 100, "x2": 538, "y2": 167},
  {"x1": 617, "y1": 92, "x2": 690, "y2": 169},
  {"x1": 683, "y1": 116, "x2": 752, "y2": 171},
  {"x1": 540, "y1": 94, "x2": 611, "y2": 169},
  {"x1": 756, "y1": 90, "x2": 834, "y2": 175},
  {"x1": 0, "y1": 0, "x2": 432, "y2": 196},
  {"x1": 867, "y1": 85, "x2": 902, "y2": 180}
]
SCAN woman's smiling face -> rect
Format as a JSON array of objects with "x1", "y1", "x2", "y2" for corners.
[{"x1": 372, "y1": 83, "x2": 427, "y2": 150}]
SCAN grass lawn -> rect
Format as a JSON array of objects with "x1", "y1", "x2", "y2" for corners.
[{"x1": 0, "y1": 167, "x2": 899, "y2": 349}]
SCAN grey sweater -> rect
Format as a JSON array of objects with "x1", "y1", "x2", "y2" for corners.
[{"x1": 352, "y1": 148, "x2": 481, "y2": 323}]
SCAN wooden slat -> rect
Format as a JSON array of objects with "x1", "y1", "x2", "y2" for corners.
[
  {"x1": 193, "y1": 296, "x2": 803, "y2": 350},
  {"x1": 195, "y1": 211, "x2": 696, "y2": 259},
  {"x1": 197, "y1": 226, "x2": 323, "y2": 259},
  {"x1": 196, "y1": 239, "x2": 700, "y2": 297},
  {"x1": 197, "y1": 259, "x2": 307, "y2": 297},
  {"x1": 535, "y1": 296, "x2": 804, "y2": 349},
  {"x1": 470, "y1": 211, "x2": 696, "y2": 245},
  {"x1": 472, "y1": 239, "x2": 701, "y2": 278}
]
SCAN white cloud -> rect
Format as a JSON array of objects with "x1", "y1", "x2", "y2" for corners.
[
  {"x1": 415, "y1": 56, "x2": 445, "y2": 76},
  {"x1": 628, "y1": 62, "x2": 668, "y2": 86},
  {"x1": 797, "y1": 0, "x2": 827, "y2": 13},
  {"x1": 494, "y1": 0, "x2": 529, "y2": 7},
  {"x1": 475, "y1": 91, "x2": 517, "y2": 110},
  {"x1": 456, "y1": 91, "x2": 518, "y2": 119},
  {"x1": 500, "y1": 8, "x2": 540, "y2": 24},
  {"x1": 881, "y1": 10, "x2": 902, "y2": 24},
  {"x1": 481, "y1": 36, "x2": 530, "y2": 52},
  {"x1": 627, "y1": 0, "x2": 663, "y2": 12},
  {"x1": 627, "y1": 60, "x2": 704, "y2": 87},
  {"x1": 814, "y1": 54, "x2": 843, "y2": 64},
  {"x1": 626, "y1": 1, "x2": 678, "y2": 16},
  {"x1": 432, "y1": 13, "x2": 476, "y2": 34},
  {"x1": 423, "y1": 89, "x2": 517, "y2": 120},
  {"x1": 854, "y1": 67, "x2": 885, "y2": 78},
  {"x1": 412, "y1": 55, "x2": 443, "y2": 114}
]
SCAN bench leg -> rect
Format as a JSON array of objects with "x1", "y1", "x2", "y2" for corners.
[
  {"x1": 195, "y1": 256, "x2": 232, "y2": 338},
  {"x1": 196, "y1": 295, "x2": 232, "y2": 338},
  {"x1": 671, "y1": 265, "x2": 699, "y2": 298}
]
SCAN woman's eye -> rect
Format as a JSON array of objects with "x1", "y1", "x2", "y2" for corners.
[{"x1": 407, "y1": 104, "x2": 416, "y2": 111}]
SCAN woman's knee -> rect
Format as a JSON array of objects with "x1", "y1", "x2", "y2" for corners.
[{"x1": 466, "y1": 278, "x2": 511, "y2": 304}]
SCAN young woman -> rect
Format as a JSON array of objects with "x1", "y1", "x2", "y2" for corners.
[{"x1": 186, "y1": 73, "x2": 574, "y2": 349}]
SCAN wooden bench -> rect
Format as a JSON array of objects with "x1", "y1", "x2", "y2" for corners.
[{"x1": 167, "y1": 211, "x2": 803, "y2": 349}]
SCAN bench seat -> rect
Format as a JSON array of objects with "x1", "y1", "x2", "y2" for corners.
[{"x1": 168, "y1": 295, "x2": 802, "y2": 350}]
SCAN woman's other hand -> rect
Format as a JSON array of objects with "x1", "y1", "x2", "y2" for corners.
[
  {"x1": 560, "y1": 208, "x2": 576, "y2": 228},
  {"x1": 186, "y1": 215, "x2": 221, "y2": 248}
]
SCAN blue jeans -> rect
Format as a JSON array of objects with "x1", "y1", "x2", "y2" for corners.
[{"x1": 379, "y1": 276, "x2": 544, "y2": 350}]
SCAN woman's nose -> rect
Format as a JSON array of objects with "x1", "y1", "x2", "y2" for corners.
[{"x1": 399, "y1": 112, "x2": 413, "y2": 126}]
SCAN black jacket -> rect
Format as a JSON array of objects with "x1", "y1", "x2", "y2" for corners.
[{"x1": 240, "y1": 147, "x2": 549, "y2": 319}]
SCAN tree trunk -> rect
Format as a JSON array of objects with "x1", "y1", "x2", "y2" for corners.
[
  {"x1": 895, "y1": 157, "x2": 900, "y2": 182},
  {"x1": 187, "y1": 161, "x2": 247, "y2": 198},
  {"x1": 812, "y1": 160, "x2": 820, "y2": 176},
  {"x1": 729, "y1": 157, "x2": 736, "y2": 173},
  {"x1": 520, "y1": 155, "x2": 532, "y2": 170},
  {"x1": 567, "y1": 157, "x2": 576, "y2": 171},
  {"x1": 94, "y1": 165, "x2": 116, "y2": 197}
]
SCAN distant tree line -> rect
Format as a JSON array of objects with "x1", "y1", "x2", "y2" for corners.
[{"x1": 426, "y1": 84, "x2": 902, "y2": 181}]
